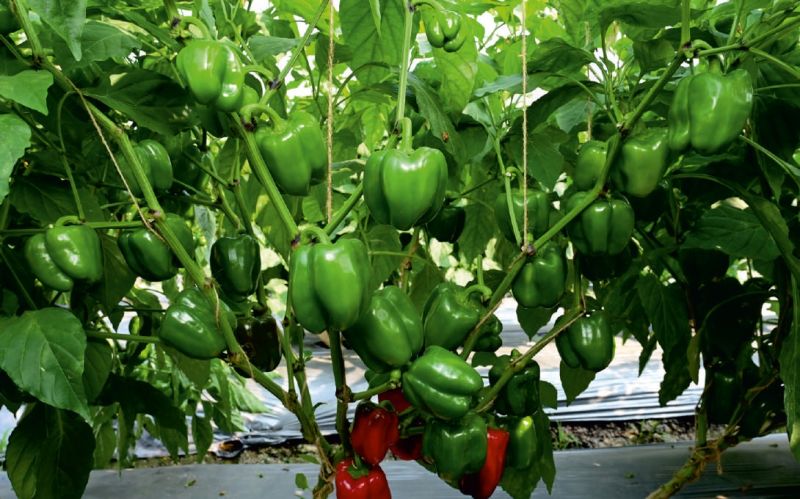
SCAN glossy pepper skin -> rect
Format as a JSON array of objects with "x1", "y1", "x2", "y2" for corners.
[
  {"x1": 668, "y1": 62, "x2": 754, "y2": 154},
  {"x1": 489, "y1": 351, "x2": 540, "y2": 416},
  {"x1": 705, "y1": 365, "x2": 743, "y2": 424},
  {"x1": 512, "y1": 242, "x2": 567, "y2": 309},
  {"x1": 118, "y1": 214, "x2": 194, "y2": 282},
  {"x1": 495, "y1": 189, "x2": 551, "y2": 243},
  {"x1": 176, "y1": 40, "x2": 245, "y2": 112},
  {"x1": 422, "y1": 413, "x2": 488, "y2": 481},
  {"x1": 378, "y1": 389, "x2": 423, "y2": 460},
  {"x1": 350, "y1": 403, "x2": 400, "y2": 466},
  {"x1": 459, "y1": 427, "x2": 510, "y2": 499},
  {"x1": 335, "y1": 458, "x2": 392, "y2": 499},
  {"x1": 566, "y1": 192, "x2": 634, "y2": 256},
  {"x1": 403, "y1": 346, "x2": 483, "y2": 420},
  {"x1": 159, "y1": 288, "x2": 235, "y2": 359},
  {"x1": 364, "y1": 147, "x2": 448, "y2": 230},
  {"x1": 506, "y1": 416, "x2": 541, "y2": 469},
  {"x1": 422, "y1": 282, "x2": 483, "y2": 351},
  {"x1": 611, "y1": 129, "x2": 670, "y2": 198},
  {"x1": 38, "y1": 224, "x2": 103, "y2": 284},
  {"x1": 254, "y1": 112, "x2": 326, "y2": 196},
  {"x1": 422, "y1": 9, "x2": 466, "y2": 52},
  {"x1": 24, "y1": 234, "x2": 75, "y2": 291},
  {"x1": 473, "y1": 315, "x2": 503, "y2": 352},
  {"x1": 234, "y1": 315, "x2": 282, "y2": 374},
  {"x1": 289, "y1": 238, "x2": 372, "y2": 333},
  {"x1": 556, "y1": 312, "x2": 615, "y2": 372},
  {"x1": 343, "y1": 286, "x2": 423, "y2": 373},
  {"x1": 120, "y1": 139, "x2": 174, "y2": 196},
  {"x1": 426, "y1": 204, "x2": 466, "y2": 243},
  {"x1": 573, "y1": 140, "x2": 607, "y2": 191},
  {"x1": 577, "y1": 243, "x2": 635, "y2": 282},
  {"x1": 210, "y1": 234, "x2": 261, "y2": 302}
]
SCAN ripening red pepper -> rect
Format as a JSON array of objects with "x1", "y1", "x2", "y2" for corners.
[
  {"x1": 378, "y1": 388, "x2": 412, "y2": 413},
  {"x1": 459, "y1": 428, "x2": 510, "y2": 499},
  {"x1": 390, "y1": 434, "x2": 423, "y2": 461},
  {"x1": 350, "y1": 403, "x2": 399, "y2": 466},
  {"x1": 335, "y1": 458, "x2": 392, "y2": 499}
]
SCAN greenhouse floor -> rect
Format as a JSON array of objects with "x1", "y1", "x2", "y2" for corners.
[{"x1": 2, "y1": 434, "x2": 797, "y2": 498}]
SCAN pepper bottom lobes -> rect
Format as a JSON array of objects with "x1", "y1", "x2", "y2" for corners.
[
  {"x1": 422, "y1": 413, "x2": 488, "y2": 481},
  {"x1": 459, "y1": 427, "x2": 509, "y2": 499},
  {"x1": 335, "y1": 458, "x2": 391, "y2": 499},
  {"x1": 556, "y1": 312, "x2": 615, "y2": 372},
  {"x1": 350, "y1": 403, "x2": 399, "y2": 466}
]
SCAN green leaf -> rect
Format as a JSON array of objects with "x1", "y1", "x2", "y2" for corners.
[
  {"x1": 82, "y1": 340, "x2": 112, "y2": 404},
  {"x1": 406, "y1": 73, "x2": 465, "y2": 162},
  {"x1": 596, "y1": 0, "x2": 681, "y2": 33},
  {"x1": 9, "y1": 175, "x2": 104, "y2": 224},
  {"x1": 0, "y1": 71, "x2": 54, "y2": 114},
  {"x1": 431, "y1": 31, "x2": 478, "y2": 113},
  {"x1": 7, "y1": 404, "x2": 94, "y2": 499},
  {"x1": 526, "y1": 38, "x2": 594, "y2": 75},
  {"x1": 508, "y1": 126, "x2": 568, "y2": 191},
  {"x1": 28, "y1": 0, "x2": 87, "y2": 61},
  {"x1": 517, "y1": 305, "x2": 556, "y2": 339},
  {"x1": 539, "y1": 380, "x2": 558, "y2": 409},
  {"x1": 89, "y1": 235, "x2": 136, "y2": 316},
  {"x1": 559, "y1": 361, "x2": 595, "y2": 405},
  {"x1": 0, "y1": 114, "x2": 31, "y2": 204},
  {"x1": 341, "y1": 0, "x2": 406, "y2": 84},
  {"x1": 408, "y1": 248, "x2": 443, "y2": 311},
  {"x1": 163, "y1": 345, "x2": 212, "y2": 388},
  {"x1": 369, "y1": 0, "x2": 382, "y2": 36},
  {"x1": 0, "y1": 308, "x2": 89, "y2": 419},
  {"x1": 534, "y1": 409, "x2": 556, "y2": 492},
  {"x1": 248, "y1": 35, "x2": 300, "y2": 58},
  {"x1": 192, "y1": 412, "x2": 214, "y2": 464},
  {"x1": 780, "y1": 277, "x2": 800, "y2": 460},
  {"x1": 684, "y1": 202, "x2": 781, "y2": 261},
  {"x1": 459, "y1": 201, "x2": 495, "y2": 263},
  {"x1": 54, "y1": 20, "x2": 141, "y2": 68},
  {"x1": 367, "y1": 224, "x2": 403, "y2": 289},
  {"x1": 295, "y1": 472, "x2": 309, "y2": 490}
]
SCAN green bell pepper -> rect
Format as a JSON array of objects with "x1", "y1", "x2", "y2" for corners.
[
  {"x1": 556, "y1": 312, "x2": 615, "y2": 372},
  {"x1": 422, "y1": 9, "x2": 466, "y2": 52},
  {"x1": 210, "y1": 234, "x2": 261, "y2": 302},
  {"x1": 668, "y1": 61, "x2": 754, "y2": 154},
  {"x1": 176, "y1": 40, "x2": 246, "y2": 113},
  {"x1": 422, "y1": 413, "x2": 487, "y2": 481},
  {"x1": 289, "y1": 235, "x2": 372, "y2": 333},
  {"x1": 234, "y1": 314, "x2": 282, "y2": 374},
  {"x1": 254, "y1": 111, "x2": 327, "y2": 196},
  {"x1": 473, "y1": 314, "x2": 503, "y2": 352},
  {"x1": 512, "y1": 242, "x2": 567, "y2": 309},
  {"x1": 364, "y1": 147, "x2": 448, "y2": 230},
  {"x1": 118, "y1": 214, "x2": 194, "y2": 282},
  {"x1": 566, "y1": 192, "x2": 634, "y2": 256},
  {"x1": 573, "y1": 140, "x2": 607, "y2": 191},
  {"x1": 159, "y1": 288, "x2": 235, "y2": 359},
  {"x1": 422, "y1": 282, "x2": 487, "y2": 351},
  {"x1": 426, "y1": 204, "x2": 466, "y2": 243},
  {"x1": 495, "y1": 189, "x2": 551, "y2": 244},
  {"x1": 118, "y1": 139, "x2": 174, "y2": 196},
  {"x1": 577, "y1": 243, "x2": 635, "y2": 282},
  {"x1": 343, "y1": 286, "x2": 424, "y2": 373},
  {"x1": 611, "y1": 128, "x2": 670, "y2": 198},
  {"x1": 506, "y1": 415, "x2": 541, "y2": 469},
  {"x1": 489, "y1": 350, "x2": 540, "y2": 416},
  {"x1": 705, "y1": 365, "x2": 743, "y2": 425},
  {"x1": 24, "y1": 233, "x2": 75, "y2": 292},
  {"x1": 37, "y1": 223, "x2": 103, "y2": 284},
  {"x1": 403, "y1": 345, "x2": 483, "y2": 420},
  {"x1": 165, "y1": 134, "x2": 209, "y2": 192}
]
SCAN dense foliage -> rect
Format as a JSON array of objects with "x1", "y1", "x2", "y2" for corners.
[{"x1": 0, "y1": 0, "x2": 799, "y2": 498}]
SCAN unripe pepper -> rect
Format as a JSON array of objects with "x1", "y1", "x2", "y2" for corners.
[
  {"x1": 119, "y1": 139, "x2": 174, "y2": 196},
  {"x1": 473, "y1": 314, "x2": 503, "y2": 353},
  {"x1": 705, "y1": 365, "x2": 742, "y2": 425},
  {"x1": 335, "y1": 458, "x2": 391, "y2": 499},
  {"x1": 289, "y1": 233, "x2": 372, "y2": 333},
  {"x1": 233, "y1": 315, "x2": 282, "y2": 374},
  {"x1": 24, "y1": 233, "x2": 76, "y2": 292},
  {"x1": 350, "y1": 403, "x2": 400, "y2": 466},
  {"x1": 343, "y1": 286, "x2": 424, "y2": 373},
  {"x1": 459, "y1": 427, "x2": 510, "y2": 499},
  {"x1": 422, "y1": 413, "x2": 487, "y2": 480},
  {"x1": 254, "y1": 111, "x2": 327, "y2": 196},
  {"x1": 159, "y1": 288, "x2": 235, "y2": 359},
  {"x1": 25, "y1": 220, "x2": 104, "y2": 291},
  {"x1": 668, "y1": 61, "x2": 754, "y2": 154},
  {"x1": 489, "y1": 351, "x2": 541, "y2": 416},
  {"x1": 512, "y1": 242, "x2": 567, "y2": 309},
  {"x1": 573, "y1": 140, "x2": 607, "y2": 191},
  {"x1": 176, "y1": 40, "x2": 246, "y2": 112},
  {"x1": 403, "y1": 346, "x2": 483, "y2": 420},
  {"x1": 426, "y1": 204, "x2": 466, "y2": 243},
  {"x1": 210, "y1": 234, "x2": 261, "y2": 302},
  {"x1": 422, "y1": 9, "x2": 466, "y2": 52},
  {"x1": 556, "y1": 312, "x2": 615, "y2": 372},
  {"x1": 118, "y1": 213, "x2": 194, "y2": 282},
  {"x1": 611, "y1": 128, "x2": 670, "y2": 198},
  {"x1": 506, "y1": 416, "x2": 541, "y2": 469},
  {"x1": 422, "y1": 282, "x2": 489, "y2": 351},
  {"x1": 364, "y1": 147, "x2": 448, "y2": 230},
  {"x1": 495, "y1": 189, "x2": 551, "y2": 243},
  {"x1": 566, "y1": 192, "x2": 634, "y2": 256}
]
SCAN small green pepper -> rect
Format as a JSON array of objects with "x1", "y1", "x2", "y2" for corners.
[
  {"x1": 495, "y1": 189, "x2": 551, "y2": 244},
  {"x1": 210, "y1": 234, "x2": 261, "y2": 302},
  {"x1": 611, "y1": 129, "x2": 670, "y2": 198},
  {"x1": 118, "y1": 214, "x2": 194, "y2": 282},
  {"x1": 422, "y1": 9, "x2": 466, "y2": 52},
  {"x1": 159, "y1": 288, "x2": 236, "y2": 359},
  {"x1": 176, "y1": 40, "x2": 246, "y2": 112},
  {"x1": 42, "y1": 223, "x2": 103, "y2": 284},
  {"x1": 556, "y1": 312, "x2": 615, "y2": 372},
  {"x1": 566, "y1": 192, "x2": 634, "y2": 256},
  {"x1": 489, "y1": 350, "x2": 540, "y2": 416},
  {"x1": 422, "y1": 413, "x2": 487, "y2": 481},
  {"x1": 506, "y1": 416, "x2": 541, "y2": 469},
  {"x1": 422, "y1": 282, "x2": 487, "y2": 351},
  {"x1": 512, "y1": 242, "x2": 567, "y2": 309}
]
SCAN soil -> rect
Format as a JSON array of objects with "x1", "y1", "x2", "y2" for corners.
[{"x1": 132, "y1": 417, "x2": 725, "y2": 467}]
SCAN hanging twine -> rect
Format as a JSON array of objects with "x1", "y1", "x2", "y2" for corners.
[
  {"x1": 326, "y1": 1, "x2": 335, "y2": 223},
  {"x1": 521, "y1": 0, "x2": 529, "y2": 250}
]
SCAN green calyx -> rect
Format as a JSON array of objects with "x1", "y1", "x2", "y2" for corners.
[
  {"x1": 210, "y1": 234, "x2": 262, "y2": 303},
  {"x1": 667, "y1": 64, "x2": 754, "y2": 154},
  {"x1": 118, "y1": 214, "x2": 194, "y2": 282},
  {"x1": 403, "y1": 345, "x2": 483, "y2": 420},
  {"x1": 254, "y1": 111, "x2": 327, "y2": 196},
  {"x1": 176, "y1": 39, "x2": 246, "y2": 113},
  {"x1": 343, "y1": 285, "x2": 424, "y2": 374},
  {"x1": 289, "y1": 236, "x2": 372, "y2": 333},
  {"x1": 159, "y1": 288, "x2": 235, "y2": 359},
  {"x1": 364, "y1": 147, "x2": 448, "y2": 230}
]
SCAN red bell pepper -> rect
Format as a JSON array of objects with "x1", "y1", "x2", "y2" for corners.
[
  {"x1": 379, "y1": 388, "x2": 412, "y2": 413},
  {"x1": 459, "y1": 427, "x2": 510, "y2": 499},
  {"x1": 390, "y1": 433, "x2": 423, "y2": 461},
  {"x1": 335, "y1": 458, "x2": 392, "y2": 499},
  {"x1": 350, "y1": 403, "x2": 399, "y2": 466}
]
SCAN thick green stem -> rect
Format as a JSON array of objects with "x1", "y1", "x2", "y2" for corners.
[
  {"x1": 328, "y1": 329, "x2": 352, "y2": 453},
  {"x1": 680, "y1": 0, "x2": 691, "y2": 47},
  {"x1": 748, "y1": 47, "x2": 800, "y2": 80},
  {"x1": 395, "y1": 1, "x2": 415, "y2": 128},
  {"x1": 0, "y1": 221, "x2": 143, "y2": 236},
  {"x1": 621, "y1": 56, "x2": 685, "y2": 134},
  {"x1": 351, "y1": 380, "x2": 398, "y2": 402},
  {"x1": 87, "y1": 331, "x2": 162, "y2": 344},
  {"x1": 324, "y1": 184, "x2": 363, "y2": 235},
  {"x1": 494, "y1": 137, "x2": 522, "y2": 247}
]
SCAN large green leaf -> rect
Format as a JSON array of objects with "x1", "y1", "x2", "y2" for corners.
[
  {"x1": 407, "y1": 73, "x2": 465, "y2": 162},
  {"x1": 6, "y1": 404, "x2": 94, "y2": 499},
  {"x1": 0, "y1": 71, "x2": 54, "y2": 114},
  {"x1": 684, "y1": 202, "x2": 781, "y2": 261},
  {"x1": 29, "y1": 0, "x2": 87, "y2": 61},
  {"x1": 0, "y1": 308, "x2": 89, "y2": 419},
  {"x1": 431, "y1": 28, "x2": 479, "y2": 114},
  {"x1": 53, "y1": 20, "x2": 141, "y2": 68},
  {"x1": 9, "y1": 175, "x2": 104, "y2": 224},
  {"x1": 341, "y1": 0, "x2": 406, "y2": 84},
  {"x1": 0, "y1": 114, "x2": 31, "y2": 204}
]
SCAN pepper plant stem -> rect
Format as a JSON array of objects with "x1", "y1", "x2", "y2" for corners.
[
  {"x1": 395, "y1": 1, "x2": 415, "y2": 128},
  {"x1": 328, "y1": 329, "x2": 352, "y2": 453},
  {"x1": 324, "y1": 183, "x2": 363, "y2": 235},
  {"x1": 86, "y1": 331, "x2": 162, "y2": 344}
]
